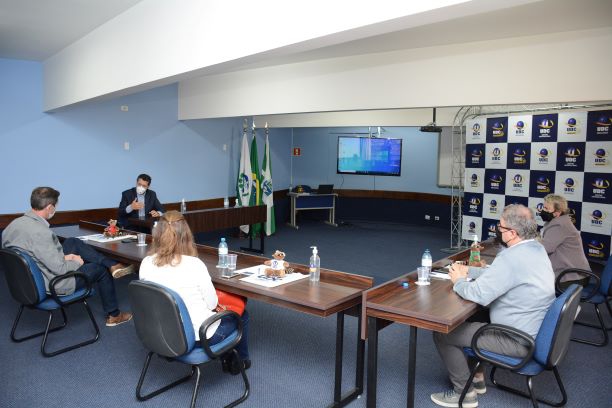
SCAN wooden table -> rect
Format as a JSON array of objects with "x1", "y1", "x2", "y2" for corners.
[
  {"x1": 363, "y1": 241, "x2": 499, "y2": 408},
  {"x1": 53, "y1": 221, "x2": 373, "y2": 408},
  {"x1": 128, "y1": 205, "x2": 267, "y2": 254}
]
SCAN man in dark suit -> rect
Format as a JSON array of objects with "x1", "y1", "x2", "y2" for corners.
[{"x1": 118, "y1": 174, "x2": 165, "y2": 228}]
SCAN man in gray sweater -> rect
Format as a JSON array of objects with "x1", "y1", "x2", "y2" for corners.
[
  {"x1": 2, "y1": 187, "x2": 133, "y2": 326},
  {"x1": 431, "y1": 204, "x2": 555, "y2": 408}
]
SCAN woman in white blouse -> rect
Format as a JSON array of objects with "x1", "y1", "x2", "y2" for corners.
[{"x1": 139, "y1": 210, "x2": 250, "y2": 374}]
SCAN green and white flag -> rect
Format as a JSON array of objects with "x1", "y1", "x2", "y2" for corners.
[
  {"x1": 250, "y1": 134, "x2": 262, "y2": 236},
  {"x1": 236, "y1": 132, "x2": 252, "y2": 233},
  {"x1": 261, "y1": 134, "x2": 276, "y2": 235}
]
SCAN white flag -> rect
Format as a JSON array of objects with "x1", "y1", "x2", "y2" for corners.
[
  {"x1": 261, "y1": 134, "x2": 276, "y2": 235},
  {"x1": 236, "y1": 132, "x2": 252, "y2": 233}
]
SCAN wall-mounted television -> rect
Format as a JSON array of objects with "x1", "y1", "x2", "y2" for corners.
[{"x1": 337, "y1": 136, "x2": 402, "y2": 176}]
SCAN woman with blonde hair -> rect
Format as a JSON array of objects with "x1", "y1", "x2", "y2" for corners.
[
  {"x1": 139, "y1": 210, "x2": 250, "y2": 374},
  {"x1": 540, "y1": 194, "x2": 590, "y2": 287}
]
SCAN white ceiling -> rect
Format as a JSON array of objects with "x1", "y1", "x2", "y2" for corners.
[
  {"x1": 2, "y1": 0, "x2": 610, "y2": 66},
  {"x1": 0, "y1": 0, "x2": 142, "y2": 60}
]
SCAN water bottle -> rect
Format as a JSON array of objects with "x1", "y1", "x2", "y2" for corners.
[
  {"x1": 309, "y1": 246, "x2": 320, "y2": 282},
  {"x1": 421, "y1": 249, "x2": 432, "y2": 274},
  {"x1": 223, "y1": 197, "x2": 229, "y2": 208},
  {"x1": 180, "y1": 198, "x2": 187, "y2": 213},
  {"x1": 218, "y1": 238, "x2": 228, "y2": 267}
]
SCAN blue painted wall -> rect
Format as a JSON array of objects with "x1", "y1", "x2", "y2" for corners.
[
  {"x1": 1, "y1": 58, "x2": 448, "y2": 216},
  {"x1": 0, "y1": 58, "x2": 292, "y2": 214},
  {"x1": 290, "y1": 127, "x2": 451, "y2": 195}
]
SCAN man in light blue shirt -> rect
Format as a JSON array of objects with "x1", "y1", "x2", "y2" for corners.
[{"x1": 431, "y1": 204, "x2": 555, "y2": 408}]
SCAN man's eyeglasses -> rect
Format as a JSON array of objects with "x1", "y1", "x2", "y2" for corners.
[{"x1": 496, "y1": 223, "x2": 513, "y2": 232}]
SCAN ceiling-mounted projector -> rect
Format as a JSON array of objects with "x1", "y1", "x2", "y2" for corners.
[{"x1": 420, "y1": 108, "x2": 442, "y2": 133}]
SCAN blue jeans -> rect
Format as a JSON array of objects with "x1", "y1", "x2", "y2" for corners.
[
  {"x1": 206, "y1": 310, "x2": 250, "y2": 360},
  {"x1": 63, "y1": 238, "x2": 119, "y2": 316}
]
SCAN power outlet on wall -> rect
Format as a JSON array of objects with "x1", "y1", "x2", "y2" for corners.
[
  {"x1": 424, "y1": 215, "x2": 431, "y2": 220},
  {"x1": 434, "y1": 216, "x2": 440, "y2": 221}
]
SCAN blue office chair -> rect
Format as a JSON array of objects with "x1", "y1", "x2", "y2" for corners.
[
  {"x1": 459, "y1": 284, "x2": 582, "y2": 408},
  {"x1": 128, "y1": 280, "x2": 249, "y2": 408},
  {"x1": 555, "y1": 256, "x2": 612, "y2": 347},
  {"x1": 0, "y1": 248, "x2": 100, "y2": 357}
]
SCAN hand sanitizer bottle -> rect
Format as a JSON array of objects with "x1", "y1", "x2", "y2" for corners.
[
  {"x1": 180, "y1": 198, "x2": 187, "y2": 213},
  {"x1": 309, "y1": 246, "x2": 320, "y2": 282}
]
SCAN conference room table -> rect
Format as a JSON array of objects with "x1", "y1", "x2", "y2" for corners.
[
  {"x1": 127, "y1": 205, "x2": 267, "y2": 254},
  {"x1": 363, "y1": 241, "x2": 500, "y2": 408},
  {"x1": 53, "y1": 221, "x2": 374, "y2": 408}
]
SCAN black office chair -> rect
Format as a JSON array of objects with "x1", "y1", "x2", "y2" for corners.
[
  {"x1": 128, "y1": 280, "x2": 249, "y2": 408},
  {"x1": 459, "y1": 284, "x2": 582, "y2": 408},
  {"x1": 555, "y1": 256, "x2": 612, "y2": 346},
  {"x1": 0, "y1": 248, "x2": 100, "y2": 357}
]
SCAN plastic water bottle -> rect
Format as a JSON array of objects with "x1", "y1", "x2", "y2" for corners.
[
  {"x1": 421, "y1": 249, "x2": 432, "y2": 274},
  {"x1": 180, "y1": 198, "x2": 187, "y2": 213},
  {"x1": 223, "y1": 197, "x2": 229, "y2": 208},
  {"x1": 218, "y1": 238, "x2": 228, "y2": 267},
  {"x1": 309, "y1": 246, "x2": 320, "y2": 282}
]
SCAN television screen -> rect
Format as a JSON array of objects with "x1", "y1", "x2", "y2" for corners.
[{"x1": 337, "y1": 136, "x2": 402, "y2": 176}]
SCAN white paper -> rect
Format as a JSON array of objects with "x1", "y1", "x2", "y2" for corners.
[
  {"x1": 239, "y1": 271, "x2": 309, "y2": 288},
  {"x1": 430, "y1": 271, "x2": 451, "y2": 280},
  {"x1": 78, "y1": 234, "x2": 137, "y2": 243}
]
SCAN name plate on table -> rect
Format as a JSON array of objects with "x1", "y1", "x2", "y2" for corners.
[
  {"x1": 78, "y1": 234, "x2": 137, "y2": 243},
  {"x1": 240, "y1": 271, "x2": 309, "y2": 288}
]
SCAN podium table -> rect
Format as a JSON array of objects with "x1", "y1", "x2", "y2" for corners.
[{"x1": 288, "y1": 192, "x2": 338, "y2": 229}]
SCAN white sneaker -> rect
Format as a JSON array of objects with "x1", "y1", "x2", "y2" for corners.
[{"x1": 431, "y1": 389, "x2": 478, "y2": 408}]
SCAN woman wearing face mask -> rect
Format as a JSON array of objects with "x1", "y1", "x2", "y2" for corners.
[{"x1": 539, "y1": 194, "x2": 590, "y2": 287}]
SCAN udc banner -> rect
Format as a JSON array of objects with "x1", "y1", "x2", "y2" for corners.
[{"x1": 464, "y1": 109, "x2": 612, "y2": 262}]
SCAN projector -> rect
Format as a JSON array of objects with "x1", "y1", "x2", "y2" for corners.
[{"x1": 420, "y1": 124, "x2": 443, "y2": 133}]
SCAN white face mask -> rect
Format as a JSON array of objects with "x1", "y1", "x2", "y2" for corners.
[{"x1": 136, "y1": 185, "x2": 147, "y2": 195}]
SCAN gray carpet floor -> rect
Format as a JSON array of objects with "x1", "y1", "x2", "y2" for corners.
[{"x1": 1, "y1": 220, "x2": 611, "y2": 407}]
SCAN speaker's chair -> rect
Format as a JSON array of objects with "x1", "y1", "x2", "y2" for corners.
[
  {"x1": 128, "y1": 280, "x2": 249, "y2": 408},
  {"x1": 0, "y1": 248, "x2": 100, "y2": 357}
]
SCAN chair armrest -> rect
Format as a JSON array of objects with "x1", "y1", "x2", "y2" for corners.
[
  {"x1": 199, "y1": 310, "x2": 243, "y2": 360},
  {"x1": 471, "y1": 323, "x2": 535, "y2": 371},
  {"x1": 48, "y1": 271, "x2": 93, "y2": 306},
  {"x1": 555, "y1": 269, "x2": 600, "y2": 300}
]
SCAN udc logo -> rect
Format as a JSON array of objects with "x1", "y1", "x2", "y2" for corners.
[
  {"x1": 487, "y1": 222, "x2": 497, "y2": 237},
  {"x1": 536, "y1": 202, "x2": 544, "y2": 215},
  {"x1": 468, "y1": 222, "x2": 477, "y2": 233},
  {"x1": 471, "y1": 148, "x2": 483, "y2": 164},
  {"x1": 538, "y1": 148, "x2": 549, "y2": 164},
  {"x1": 489, "y1": 199, "x2": 498, "y2": 214},
  {"x1": 538, "y1": 118, "x2": 554, "y2": 135},
  {"x1": 564, "y1": 178, "x2": 575, "y2": 193},
  {"x1": 491, "y1": 147, "x2": 502, "y2": 162},
  {"x1": 489, "y1": 174, "x2": 503, "y2": 189},
  {"x1": 537, "y1": 176, "x2": 551, "y2": 193},
  {"x1": 514, "y1": 120, "x2": 525, "y2": 135},
  {"x1": 491, "y1": 122, "x2": 505, "y2": 138},
  {"x1": 470, "y1": 173, "x2": 479, "y2": 188},
  {"x1": 468, "y1": 197, "x2": 481, "y2": 213},
  {"x1": 566, "y1": 117, "x2": 578, "y2": 134},
  {"x1": 590, "y1": 209, "x2": 606, "y2": 226},
  {"x1": 588, "y1": 239, "x2": 606, "y2": 258},
  {"x1": 594, "y1": 148, "x2": 608, "y2": 166},
  {"x1": 472, "y1": 123, "x2": 481, "y2": 136},
  {"x1": 513, "y1": 148, "x2": 527, "y2": 165},
  {"x1": 513, "y1": 174, "x2": 523, "y2": 189},
  {"x1": 564, "y1": 146, "x2": 581, "y2": 166}
]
